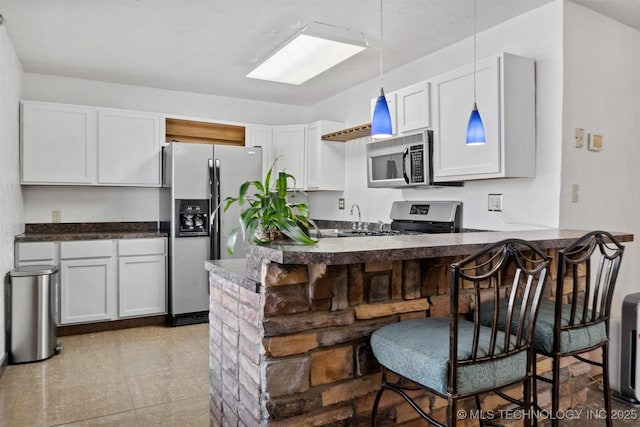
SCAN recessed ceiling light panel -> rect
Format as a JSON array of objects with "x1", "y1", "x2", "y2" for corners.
[{"x1": 247, "y1": 21, "x2": 368, "y2": 85}]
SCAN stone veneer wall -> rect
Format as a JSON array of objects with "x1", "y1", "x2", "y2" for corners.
[{"x1": 209, "y1": 251, "x2": 593, "y2": 427}]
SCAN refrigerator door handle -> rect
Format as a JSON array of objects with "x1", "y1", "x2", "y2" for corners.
[
  {"x1": 208, "y1": 158, "x2": 215, "y2": 227},
  {"x1": 210, "y1": 158, "x2": 222, "y2": 260}
]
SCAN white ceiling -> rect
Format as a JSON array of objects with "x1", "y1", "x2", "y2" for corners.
[{"x1": 0, "y1": 0, "x2": 638, "y2": 107}]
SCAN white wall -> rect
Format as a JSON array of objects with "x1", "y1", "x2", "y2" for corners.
[
  {"x1": 307, "y1": 1, "x2": 564, "y2": 231},
  {"x1": 0, "y1": 26, "x2": 24, "y2": 364},
  {"x1": 21, "y1": 74, "x2": 311, "y2": 223},
  {"x1": 560, "y1": 1, "x2": 640, "y2": 317},
  {"x1": 23, "y1": 73, "x2": 311, "y2": 125},
  {"x1": 22, "y1": 186, "x2": 159, "y2": 223}
]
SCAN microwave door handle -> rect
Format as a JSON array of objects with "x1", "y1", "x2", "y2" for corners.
[{"x1": 402, "y1": 147, "x2": 410, "y2": 184}]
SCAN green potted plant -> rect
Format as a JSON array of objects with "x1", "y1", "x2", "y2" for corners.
[{"x1": 224, "y1": 160, "x2": 318, "y2": 254}]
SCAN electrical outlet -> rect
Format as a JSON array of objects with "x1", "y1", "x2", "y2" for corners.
[
  {"x1": 338, "y1": 198, "x2": 345, "y2": 210},
  {"x1": 488, "y1": 194, "x2": 503, "y2": 212},
  {"x1": 572, "y1": 184, "x2": 579, "y2": 203},
  {"x1": 575, "y1": 128, "x2": 585, "y2": 148},
  {"x1": 52, "y1": 210, "x2": 61, "y2": 223}
]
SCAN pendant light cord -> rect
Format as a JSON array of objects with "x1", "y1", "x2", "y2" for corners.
[
  {"x1": 473, "y1": 0, "x2": 477, "y2": 104},
  {"x1": 379, "y1": 0, "x2": 384, "y2": 87}
]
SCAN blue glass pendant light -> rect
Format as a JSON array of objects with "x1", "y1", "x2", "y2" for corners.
[
  {"x1": 371, "y1": 0, "x2": 392, "y2": 139},
  {"x1": 372, "y1": 88, "x2": 392, "y2": 138},
  {"x1": 466, "y1": 102, "x2": 485, "y2": 144},
  {"x1": 466, "y1": 0, "x2": 485, "y2": 145}
]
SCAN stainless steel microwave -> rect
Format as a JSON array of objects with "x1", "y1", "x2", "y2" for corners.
[{"x1": 366, "y1": 130, "x2": 434, "y2": 188}]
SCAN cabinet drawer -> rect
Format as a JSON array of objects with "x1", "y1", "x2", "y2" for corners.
[
  {"x1": 118, "y1": 238, "x2": 166, "y2": 256},
  {"x1": 61, "y1": 240, "x2": 113, "y2": 259},
  {"x1": 16, "y1": 242, "x2": 56, "y2": 262}
]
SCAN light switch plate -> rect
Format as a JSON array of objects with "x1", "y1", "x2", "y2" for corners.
[{"x1": 52, "y1": 210, "x2": 61, "y2": 223}]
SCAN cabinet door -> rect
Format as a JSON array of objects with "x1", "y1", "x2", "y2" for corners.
[
  {"x1": 273, "y1": 125, "x2": 306, "y2": 189},
  {"x1": 305, "y1": 120, "x2": 344, "y2": 191},
  {"x1": 60, "y1": 258, "x2": 115, "y2": 324},
  {"x1": 21, "y1": 101, "x2": 96, "y2": 184},
  {"x1": 431, "y1": 56, "x2": 501, "y2": 180},
  {"x1": 246, "y1": 125, "x2": 274, "y2": 179},
  {"x1": 397, "y1": 81, "x2": 430, "y2": 133},
  {"x1": 97, "y1": 109, "x2": 161, "y2": 186},
  {"x1": 118, "y1": 255, "x2": 166, "y2": 318}
]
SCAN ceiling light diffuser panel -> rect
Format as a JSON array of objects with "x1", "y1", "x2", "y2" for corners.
[{"x1": 247, "y1": 22, "x2": 367, "y2": 85}]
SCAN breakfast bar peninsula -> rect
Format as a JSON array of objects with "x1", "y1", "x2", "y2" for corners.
[{"x1": 205, "y1": 229, "x2": 633, "y2": 427}]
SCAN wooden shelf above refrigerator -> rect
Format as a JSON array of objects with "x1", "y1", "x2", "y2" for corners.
[
  {"x1": 165, "y1": 118, "x2": 245, "y2": 146},
  {"x1": 321, "y1": 123, "x2": 371, "y2": 142}
]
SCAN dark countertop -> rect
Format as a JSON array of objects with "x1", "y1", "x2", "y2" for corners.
[
  {"x1": 15, "y1": 222, "x2": 168, "y2": 242},
  {"x1": 239, "y1": 229, "x2": 633, "y2": 282},
  {"x1": 204, "y1": 259, "x2": 258, "y2": 292}
]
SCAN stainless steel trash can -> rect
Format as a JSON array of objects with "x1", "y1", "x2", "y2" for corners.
[{"x1": 8, "y1": 264, "x2": 59, "y2": 364}]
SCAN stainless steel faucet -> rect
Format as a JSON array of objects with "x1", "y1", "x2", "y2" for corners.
[{"x1": 350, "y1": 203, "x2": 361, "y2": 230}]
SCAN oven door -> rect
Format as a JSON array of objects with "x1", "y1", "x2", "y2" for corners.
[{"x1": 367, "y1": 143, "x2": 427, "y2": 188}]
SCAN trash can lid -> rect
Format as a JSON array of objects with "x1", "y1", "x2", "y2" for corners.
[{"x1": 10, "y1": 264, "x2": 59, "y2": 277}]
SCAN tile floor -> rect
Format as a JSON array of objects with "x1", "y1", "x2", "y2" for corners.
[
  {"x1": 0, "y1": 323, "x2": 209, "y2": 426},
  {"x1": 2, "y1": 323, "x2": 639, "y2": 427}
]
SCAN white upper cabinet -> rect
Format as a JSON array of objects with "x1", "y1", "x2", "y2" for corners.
[
  {"x1": 246, "y1": 124, "x2": 274, "y2": 179},
  {"x1": 431, "y1": 53, "x2": 535, "y2": 181},
  {"x1": 98, "y1": 109, "x2": 161, "y2": 186},
  {"x1": 396, "y1": 81, "x2": 431, "y2": 133},
  {"x1": 305, "y1": 120, "x2": 344, "y2": 191},
  {"x1": 20, "y1": 101, "x2": 162, "y2": 187},
  {"x1": 21, "y1": 101, "x2": 97, "y2": 184},
  {"x1": 370, "y1": 83, "x2": 431, "y2": 136},
  {"x1": 273, "y1": 125, "x2": 306, "y2": 189}
]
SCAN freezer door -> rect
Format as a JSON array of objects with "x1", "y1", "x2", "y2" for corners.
[
  {"x1": 212, "y1": 145, "x2": 262, "y2": 259},
  {"x1": 172, "y1": 142, "x2": 213, "y2": 199},
  {"x1": 170, "y1": 236, "x2": 209, "y2": 314}
]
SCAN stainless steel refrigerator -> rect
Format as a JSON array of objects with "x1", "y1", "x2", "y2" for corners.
[{"x1": 160, "y1": 141, "x2": 262, "y2": 325}]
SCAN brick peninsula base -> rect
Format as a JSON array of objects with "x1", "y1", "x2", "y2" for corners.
[{"x1": 205, "y1": 230, "x2": 633, "y2": 426}]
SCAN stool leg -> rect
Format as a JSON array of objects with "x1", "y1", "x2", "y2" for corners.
[
  {"x1": 448, "y1": 398, "x2": 458, "y2": 427},
  {"x1": 524, "y1": 377, "x2": 532, "y2": 427},
  {"x1": 371, "y1": 386, "x2": 385, "y2": 427},
  {"x1": 551, "y1": 356, "x2": 560, "y2": 427},
  {"x1": 602, "y1": 342, "x2": 612, "y2": 427}
]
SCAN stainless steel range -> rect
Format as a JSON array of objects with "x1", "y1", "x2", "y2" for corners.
[
  {"x1": 321, "y1": 201, "x2": 462, "y2": 237},
  {"x1": 389, "y1": 200, "x2": 462, "y2": 234}
]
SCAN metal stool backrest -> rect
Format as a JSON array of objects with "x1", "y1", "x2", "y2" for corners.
[
  {"x1": 450, "y1": 239, "x2": 551, "y2": 395},
  {"x1": 554, "y1": 231, "x2": 625, "y2": 351}
]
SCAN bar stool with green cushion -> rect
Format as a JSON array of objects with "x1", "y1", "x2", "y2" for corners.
[
  {"x1": 478, "y1": 231, "x2": 625, "y2": 427},
  {"x1": 370, "y1": 239, "x2": 551, "y2": 427},
  {"x1": 536, "y1": 231, "x2": 624, "y2": 427}
]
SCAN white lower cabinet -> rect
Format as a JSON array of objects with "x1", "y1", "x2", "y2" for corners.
[
  {"x1": 118, "y1": 238, "x2": 167, "y2": 318},
  {"x1": 60, "y1": 257, "x2": 116, "y2": 324},
  {"x1": 16, "y1": 237, "x2": 167, "y2": 325}
]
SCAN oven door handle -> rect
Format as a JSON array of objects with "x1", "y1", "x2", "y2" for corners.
[{"x1": 402, "y1": 147, "x2": 410, "y2": 184}]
